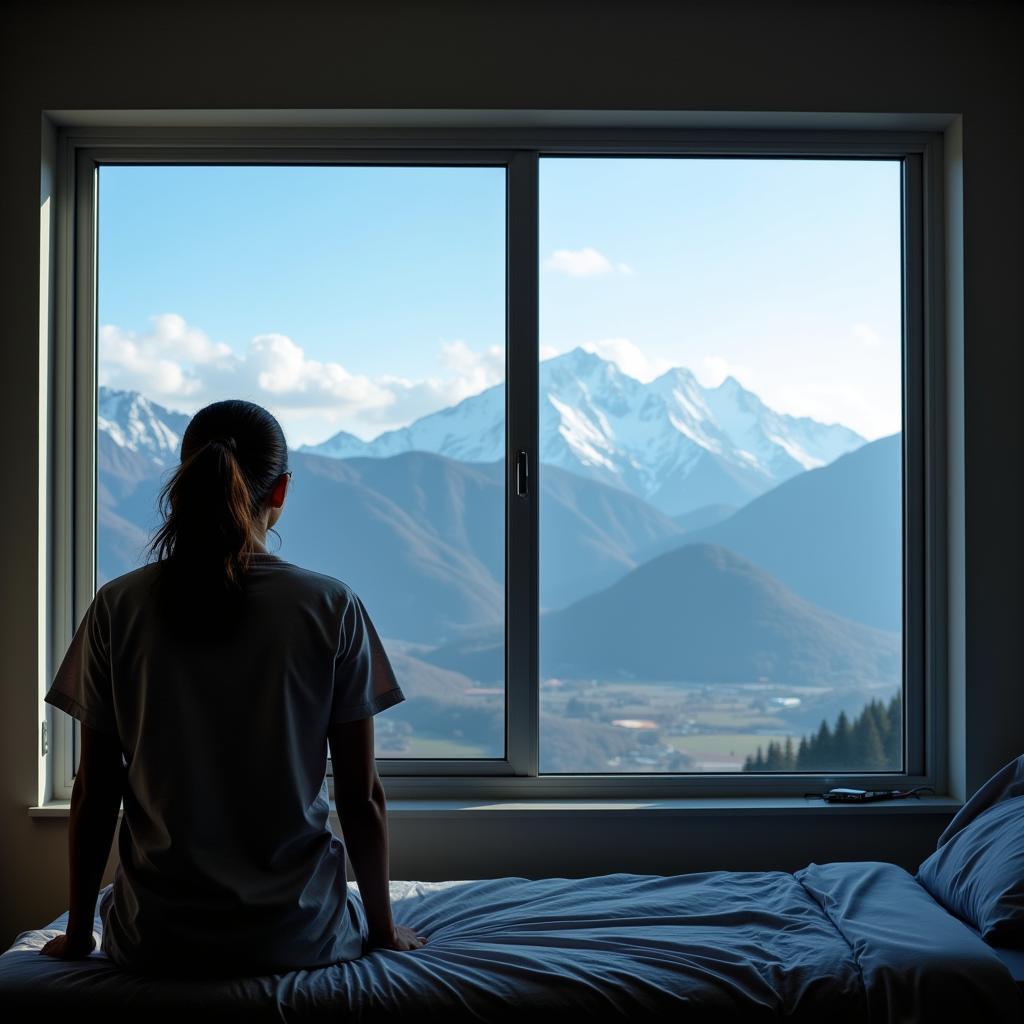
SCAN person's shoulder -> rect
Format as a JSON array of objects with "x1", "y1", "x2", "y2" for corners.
[
  {"x1": 256, "y1": 556, "x2": 357, "y2": 604},
  {"x1": 85, "y1": 563, "x2": 163, "y2": 627},
  {"x1": 95, "y1": 562, "x2": 161, "y2": 603}
]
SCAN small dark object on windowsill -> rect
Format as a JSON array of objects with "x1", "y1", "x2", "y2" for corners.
[{"x1": 805, "y1": 786, "x2": 937, "y2": 803}]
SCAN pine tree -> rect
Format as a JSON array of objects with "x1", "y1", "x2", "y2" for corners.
[
  {"x1": 814, "y1": 719, "x2": 832, "y2": 770},
  {"x1": 868, "y1": 698, "x2": 888, "y2": 741},
  {"x1": 850, "y1": 706, "x2": 868, "y2": 766},
  {"x1": 884, "y1": 694, "x2": 901, "y2": 768},
  {"x1": 788, "y1": 695, "x2": 903, "y2": 775},
  {"x1": 783, "y1": 736, "x2": 795, "y2": 770},
  {"x1": 797, "y1": 735, "x2": 810, "y2": 770},
  {"x1": 858, "y1": 708, "x2": 886, "y2": 770},
  {"x1": 833, "y1": 710, "x2": 853, "y2": 769}
]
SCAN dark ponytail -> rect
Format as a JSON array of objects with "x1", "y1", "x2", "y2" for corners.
[{"x1": 145, "y1": 399, "x2": 289, "y2": 631}]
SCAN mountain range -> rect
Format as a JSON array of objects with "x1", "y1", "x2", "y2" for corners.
[
  {"x1": 102, "y1": 347, "x2": 864, "y2": 522},
  {"x1": 298, "y1": 346, "x2": 865, "y2": 515},
  {"x1": 423, "y1": 542, "x2": 900, "y2": 687},
  {"x1": 96, "y1": 433, "x2": 689, "y2": 639},
  {"x1": 95, "y1": 381, "x2": 899, "y2": 642},
  {"x1": 665, "y1": 433, "x2": 902, "y2": 631},
  {"x1": 93, "y1": 373, "x2": 900, "y2": 760}
]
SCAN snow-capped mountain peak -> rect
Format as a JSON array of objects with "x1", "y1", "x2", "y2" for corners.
[
  {"x1": 97, "y1": 388, "x2": 190, "y2": 466},
  {"x1": 99, "y1": 345, "x2": 866, "y2": 516},
  {"x1": 295, "y1": 345, "x2": 865, "y2": 513}
]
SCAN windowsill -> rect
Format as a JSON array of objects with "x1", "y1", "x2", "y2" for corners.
[{"x1": 29, "y1": 795, "x2": 963, "y2": 818}]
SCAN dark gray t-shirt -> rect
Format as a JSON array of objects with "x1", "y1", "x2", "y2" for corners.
[{"x1": 43, "y1": 551, "x2": 406, "y2": 978}]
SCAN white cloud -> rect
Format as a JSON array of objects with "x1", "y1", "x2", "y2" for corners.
[
  {"x1": 544, "y1": 247, "x2": 613, "y2": 277},
  {"x1": 362, "y1": 339, "x2": 506, "y2": 428},
  {"x1": 698, "y1": 356, "x2": 732, "y2": 388},
  {"x1": 98, "y1": 314, "x2": 510, "y2": 445},
  {"x1": 98, "y1": 314, "x2": 235, "y2": 399},
  {"x1": 851, "y1": 322, "x2": 883, "y2": 349},
  {"x1": 695, "y1": 356, "x2": 761, "y2": 394},
  {"x1": 543, "y1": 248, "x2": 635, "y2": 279},
  {"x1": 579, "y1": 338, "x2": 673, "y2": 383},
  {"x1": 242, "y1": 333, "x2": 397, "y2": 413},
  {"x1": 438, "y1": 339, "x2": 505, "y2": 390}
]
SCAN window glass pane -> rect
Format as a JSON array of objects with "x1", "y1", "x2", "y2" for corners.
[
  {"x1": 535, "y1": 156, "x2": 903, "y2": 774},
  {"x1": 96, "y1": 164, "x2": 506, "y2": 760}
]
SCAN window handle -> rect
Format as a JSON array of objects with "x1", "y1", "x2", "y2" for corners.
[{"x1": 515, "y1": 450, "x2": 530, "y2": 498}]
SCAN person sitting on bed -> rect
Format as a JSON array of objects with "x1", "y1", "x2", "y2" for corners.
[{"x1": 39, "y1": 397, "x2": 428, "y2": 975}]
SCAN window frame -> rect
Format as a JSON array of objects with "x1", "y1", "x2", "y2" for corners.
[{"x1": 47, "y1": 125, "x2": 946, "y2": 802}]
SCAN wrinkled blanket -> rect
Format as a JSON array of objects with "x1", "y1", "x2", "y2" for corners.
[{"x1": 1, "y1": 862, "x2": 1020, "y2": 1022}]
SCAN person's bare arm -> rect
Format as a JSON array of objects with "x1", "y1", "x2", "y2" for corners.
[
  {"x1": 329, "y1": 717, "x2": 426, "y2": 951},
  {"x1": 40, "y1": 722, "x2": 124, "y2": 959}
]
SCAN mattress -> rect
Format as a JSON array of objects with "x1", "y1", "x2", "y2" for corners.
[{"x1": 2, "y1": 862, "x2": 1021, "y2": 1023}]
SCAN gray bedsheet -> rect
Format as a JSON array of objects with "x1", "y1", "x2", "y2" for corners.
[{"x1": 1, "y1": 862, "x2": 1020, "y2": 1022}]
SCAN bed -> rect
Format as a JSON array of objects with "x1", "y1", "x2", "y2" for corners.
[{"x1": 5, "y1": 758, "x2": 1024, "y2": 1023}]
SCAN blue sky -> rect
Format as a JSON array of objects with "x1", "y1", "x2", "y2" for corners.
[{"x1": 98, "y1": 158, "x2": 901, "y2": 446}]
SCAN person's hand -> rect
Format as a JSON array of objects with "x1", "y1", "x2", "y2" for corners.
[
  {"x1": 39, "y1": 931, "x2": 97, "y2": 960},
  {"x1": 366, "y1": 923, "x2": 428, "y2": 952}
]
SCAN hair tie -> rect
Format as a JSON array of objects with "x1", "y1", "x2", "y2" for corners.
[{"x1": 211, "y1": 436, "x2": 237, "y2": 453}]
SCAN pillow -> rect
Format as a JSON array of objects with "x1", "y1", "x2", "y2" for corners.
[
  {"x1": 916, "y1": 792, "x2": 1024, "y2": 946},
  {"x1": 935, "y1": 753, "x2": 1024, "y2": 848}
]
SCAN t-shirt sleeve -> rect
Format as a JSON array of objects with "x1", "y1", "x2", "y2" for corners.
[
  {"x1": 329, "y1": 590, "x2": 406, "y2": 725},
  {"x1": 44, "y1": 589, "x2": 118, "y2": 737}
]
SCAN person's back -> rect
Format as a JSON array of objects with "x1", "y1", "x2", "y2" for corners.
[{"x1": 42, "y1": 397, "x2": 427, "y2": 977}]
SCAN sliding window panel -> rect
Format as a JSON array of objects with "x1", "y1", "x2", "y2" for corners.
[
  {"x1": 537, "y1": 156, "x2": 904, "y2": 776},
  {"x1": 93, "y1": 163, "x2": 507, "y2": 762}
]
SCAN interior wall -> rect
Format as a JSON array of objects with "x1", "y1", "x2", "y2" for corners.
[{"x1": 1, "y1": 0, "x2": 1021, "y2": 948}]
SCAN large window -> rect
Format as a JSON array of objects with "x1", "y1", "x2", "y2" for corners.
[
  {"x1": 535, "y1": 157, "x2": 904, "y2": 775},
  {"x1": 51, "y1": 129, "x2": 942, "y2": 800},
  {"x1": 94, "y1": 164, "x2": 508, "y2": 763}
]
